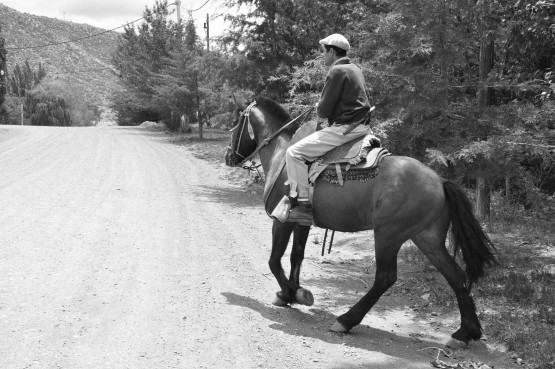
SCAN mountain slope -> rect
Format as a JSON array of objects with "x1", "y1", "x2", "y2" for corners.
[{"x1": 0, "y1": 3, "x2": 122, "y2": 106}]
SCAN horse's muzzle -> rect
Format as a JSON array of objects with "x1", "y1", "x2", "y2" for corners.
[{"x1": 224, "y1": 147, "x2": 240, "y2": 167}]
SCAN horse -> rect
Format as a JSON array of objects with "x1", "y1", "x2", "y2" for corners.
[{"x1": 224, "y1": 96, "x2": 496, "y2": 348}]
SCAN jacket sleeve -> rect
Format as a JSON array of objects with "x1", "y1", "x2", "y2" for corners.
[{"x1": 316, "y1": 68, "x2": 344, "y2": 119}]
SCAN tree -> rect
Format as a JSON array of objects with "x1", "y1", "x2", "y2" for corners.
[
  {"x1": 222, "y1": 0, "x2": 376, "y2": 98},
  {"x1": 112, "y1": 0, "x2": 183, "y2": 126},
  {"x1": 285, "y1": 0, "x2": 555, "y2": 214},
  {"x1": 0, "y1": 25, "x2": 7, "y2": 124},
  {"x1": 38, "y1": 79, "x2": 102, "y2": 126},
  {"x1": 7, "y1": 61, "x2": 46, "y2": 97},
  {"x1": 26, "y1": 89, "x2": 71, "y2": 126}
]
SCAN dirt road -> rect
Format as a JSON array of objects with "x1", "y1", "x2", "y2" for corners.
[{"x1": 0, "y1": 125, "x2": 518, "y2": 369}]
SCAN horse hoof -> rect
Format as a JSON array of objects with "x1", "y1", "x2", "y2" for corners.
[
  {"x1": 446, "y1": 337, "x2": 469, "y2": 350},
  {"x1": 330, "y1": 321, "x2": 349, "y2": 333},
  {"x1": 295, "y1": 288, "x2": 314, "y2": 306},
  {"x1": 272, "y1": 294, "x2": 289, "y2": 307}
]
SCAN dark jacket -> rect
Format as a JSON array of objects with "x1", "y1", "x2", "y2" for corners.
[{"x1": 316, "y1": 57, "x2": 370, "y2": 125}]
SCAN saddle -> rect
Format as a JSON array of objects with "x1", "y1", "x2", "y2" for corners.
[
  {"x1": 308, "y1": 134, "x2": 390, "y2": 186},
  {"x1": 269, "y1": 132, "x2": 390, "y2": 223}
]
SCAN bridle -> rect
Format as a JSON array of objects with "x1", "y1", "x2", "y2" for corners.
[
  {"x1": 228, "y1": 101, "x2": 315, "y2": 172},
  {"x1": 228, "y1": 101, "x2": 258, "y2": 167}
]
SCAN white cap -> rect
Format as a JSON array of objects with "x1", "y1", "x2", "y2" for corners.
[{"x1": 319, "y1": 33, "x2": 350, "y2": 51}]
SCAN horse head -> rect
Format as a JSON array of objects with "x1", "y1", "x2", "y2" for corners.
[
  {"x1": 225, "y1": 96, "x2": 301, "y2": 168},
  {"x1": 225, "y1": 100, "x2": 258, "y2": 167}
]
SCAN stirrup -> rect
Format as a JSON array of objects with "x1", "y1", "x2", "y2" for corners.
[{"x1": 270, "y1": 196, "x2": 291, "y2": 223}]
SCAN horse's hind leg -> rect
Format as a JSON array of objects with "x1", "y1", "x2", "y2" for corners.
[
  {"x1": 288, "y1": 224, "x2": 313, "y2": 305},
  {"x1": 269, "y1": 220, "x2": 302, "y2": 306},
  {"x1": 411, "y1": 213, "x2": 482, "y2": 347},
  {"x1": 333, "y1": 225, "x2": 406, "y2": 332}
]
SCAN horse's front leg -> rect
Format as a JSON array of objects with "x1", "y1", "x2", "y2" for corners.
[
  {"x1": 268, "y1": 220, "x2": 297, "y2": 305},
  {"x1": 289, "y1": 224, "x2": 314, "y2": 306}
]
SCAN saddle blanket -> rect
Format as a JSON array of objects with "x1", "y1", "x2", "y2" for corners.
[{"x1": 308, "y1": 134, "x2": 390, "y2": 186}]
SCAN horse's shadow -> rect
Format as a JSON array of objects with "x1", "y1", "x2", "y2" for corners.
[{"x1": 221, "y1": 292, "x2": 439, "y2": 364}]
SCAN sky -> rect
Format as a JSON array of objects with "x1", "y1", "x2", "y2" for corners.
[{"x1": 0, "y1": 0, "x2": 228, "y2": 36}]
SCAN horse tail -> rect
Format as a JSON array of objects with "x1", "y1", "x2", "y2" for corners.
[{"x1": 443, "y1": 180, "x2": 497, "y2": 284}]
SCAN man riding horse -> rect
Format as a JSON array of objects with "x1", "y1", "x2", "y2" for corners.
[
  {"x1": 286, "y1": 33, "x2": 375, "y2": 225},
  {"x1": 225, "y1": 33, "x2": 496, "y2": 347}
]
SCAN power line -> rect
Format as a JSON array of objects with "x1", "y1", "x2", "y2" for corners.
[
  {"x1": 5, "y1": 1, "x2": 210, "y2": 51},
  {"x1": 181, "y1": 0, "x2": 211, "y2": 13},
  {"x1": 193, "y1": 0, "x2": 211, "y2": 12},
  {"x1": 5, "y1": 17, "x2": 145, "y2": 51}
]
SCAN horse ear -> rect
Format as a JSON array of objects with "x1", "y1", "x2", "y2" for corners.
[
  {"x1": 231, "y1": 93, "x2": 248, "y2": 111},
  {"x1": 232, "y1": 94, "x2": 243, "y2": 109}
]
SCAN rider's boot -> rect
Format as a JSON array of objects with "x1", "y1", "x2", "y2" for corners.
[{"x1": 287, "y1": 198, "x2": 313, "y2": 226}]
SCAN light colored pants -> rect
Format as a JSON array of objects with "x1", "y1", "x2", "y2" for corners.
[{"x1": 285, "y1": 123, "x2": 371, "y2": 199}]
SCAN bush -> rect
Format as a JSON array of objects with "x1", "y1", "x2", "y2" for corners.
[
  {"x1": 110, "y1": 88, "x2": 161, "y2": 126},
  {"x1": 0, "y1": 97, "x2": 24, "y2": 125},
  {"x1": 26, "y1": 90, "x2": 71, "y2": 126}
]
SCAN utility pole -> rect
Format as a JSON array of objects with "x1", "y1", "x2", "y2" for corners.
[
  {"x1": 175, "y1": 0, "x2": 181, "y2": 23},
  {"x1": 475, "y1": 0, "x2": 494, "y2": 221},
  {"x1": 204, "y1": 13, "x2": 210, "y2": 51}
]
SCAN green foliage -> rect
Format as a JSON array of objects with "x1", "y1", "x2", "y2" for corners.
[
  {"x1": 26, "y1": 89, "x2": 71, "y2": 126},
  {"x1": 2, "y1": 59, "x2": 99, "y2": 126},
  {"x1": 220, "y1": 0, "x2": 555, "y2": 206},
  {"x1": 222, "y1": 0, "x2": 378, "y2": 97},
  {"x1": 7, "y1": 60, "x2": 46, "y2": 97},
  {"x1": 0, "y1": 25, "x2": 7, "y2": 124},
  {"x1": 2, "y1": 58, "x2": 100, "y2": 126},
  {"x1": 110, "y1": 88, "x2": 160, "y2": 126},
  {"x1": 38, "y1": 79, "x2": 102, "y2": 126},
  {"x1": 112, "y1": 0, "x2": 183, "y2": 126},
  {"x1": 1, "y1": 97, "x2": 23, "y2": 125},
  {"x1": 111, "y1": 0, "x2": 555, "y2": 199},
  {"x1": 494, "y1": 0, "x2": 555, "y2": 80}
]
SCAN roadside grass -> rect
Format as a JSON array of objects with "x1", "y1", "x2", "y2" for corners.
[
  {"x1": 172, "y1": 127, "x2": 555, "y2": 369},
  {"x1": 477, "y1": 208, "x2": 555, "y2": 369}
]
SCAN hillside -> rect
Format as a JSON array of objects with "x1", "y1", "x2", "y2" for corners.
[{"x1": 0, "y1": 3, "x2": 122, "y2": 107}]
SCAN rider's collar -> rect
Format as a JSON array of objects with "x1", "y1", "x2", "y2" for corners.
[{"x1": 332, "y1": 57, "x2": 350, "y2": 66}]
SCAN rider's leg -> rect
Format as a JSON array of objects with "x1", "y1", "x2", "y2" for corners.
[
  {"x1": 285, "y1": 124, "x2": 370, "y2": 200},
  {"x1": 285, "y1": 124, "x2": 369, "y2": 225}
]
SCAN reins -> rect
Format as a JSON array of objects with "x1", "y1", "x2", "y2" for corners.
[
  {"x1": 230, "y1": 101, "x2": 339, "y2": 253},
  {"x1": 231, "y1": 102, "x2": 315, "y2": 180},
  {"x1": 237, "y1": 103, "x2": 315, "y2": 165}
]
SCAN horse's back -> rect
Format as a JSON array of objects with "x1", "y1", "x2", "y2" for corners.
[{"x1": 313, "y1": 155, "x2": 445, "y2": 232}]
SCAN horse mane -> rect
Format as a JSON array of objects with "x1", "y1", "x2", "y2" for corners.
[{"x1": 254, "y1": 96, "x2": 300, "y2": 135}]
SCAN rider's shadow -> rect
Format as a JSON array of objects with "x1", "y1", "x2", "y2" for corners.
[{"x1": 221, "y1": 292, "x2": 439, "y2": 364}]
